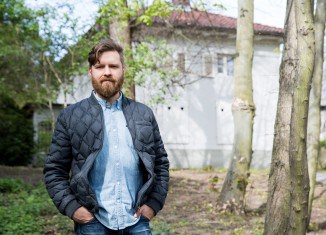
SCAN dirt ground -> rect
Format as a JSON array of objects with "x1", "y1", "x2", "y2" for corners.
[
  {"x1": 1, "y1": 166, "x2": 326, "y2": 234},
  {"x1": 155, "y1": 169, "x2": 326, "y2": 235}
]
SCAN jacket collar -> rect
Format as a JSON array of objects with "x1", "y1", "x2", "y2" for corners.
[{"x1": 89, "y1": 91, "x2": 131, "y2": 109}]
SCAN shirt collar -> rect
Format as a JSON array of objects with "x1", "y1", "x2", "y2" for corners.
[{"x1": 93, "y1": 91, "x2": 122, "y2": 110}]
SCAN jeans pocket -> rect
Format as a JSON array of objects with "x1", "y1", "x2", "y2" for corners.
[
  {"x1": 75, "y1": 217, "x2": 107, "y2": 235},
  {"x1": 85, "y1": 217, "x2": 97, "y2": 224}
]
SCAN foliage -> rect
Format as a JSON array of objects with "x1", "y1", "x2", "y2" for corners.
[
  {"x1": 34, "y1": 3, "x2": 95, "y2": 107},
  {"x1": 0, "y1": 93, "x2": 34, "y2": 166},
  {"x1": 320, "y1": 140, "x2": 326, "y2": 148},
  {"x1": 0, "y1": 179, "x2": 73, "y2": 235},
  {"x1": 0, "y1": 0, "x2": 44, "y2": 107},
  {"x1": 0, "y1": 178, "x2": 30, "y2": 193},
  {"x1": 0, "y1": 176, "x2": 175, "y2": 235},
  {"x1": 81, "y1": 0, "x2": 183, "y2": 105},
  {"x1": 130, "y1": 38, "x2": 181, "y2": 106},
  {"x1": 151, "y1": 220, "x2": 173, "y2": 235}
]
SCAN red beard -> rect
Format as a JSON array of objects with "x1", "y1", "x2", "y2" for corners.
[{"x1": 91, "y1": 75, "x2": 124, "y2": 100}]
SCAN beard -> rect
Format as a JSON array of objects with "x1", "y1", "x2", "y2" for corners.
[{"x1": 91, "y1": 75, "x2": 124, "y2": 100}]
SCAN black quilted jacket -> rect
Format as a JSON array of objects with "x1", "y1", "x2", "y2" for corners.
[{"x1": 43, "y1": 93, "x2": 169, "y2": 219}]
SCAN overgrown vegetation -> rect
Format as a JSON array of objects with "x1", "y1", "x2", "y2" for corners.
[
  {"x1": 0, "y1": 178, "x2": 73, "y2": 235},
  {"x1": 0, "y1": 176, "x2": 174, "y2": 234},
  {"x1": 0, "y1": 93, "x2": 34, "y2": 166},
  {"x1": 2, "y1": 166, "x2": 325, "y2": 234}
]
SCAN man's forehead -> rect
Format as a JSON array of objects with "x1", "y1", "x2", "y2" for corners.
[{"x1": 98, "y1": 51, "x2": 120, "y2": 59}]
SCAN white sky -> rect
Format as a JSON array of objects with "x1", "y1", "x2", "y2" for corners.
[
  {"x1": 216, "y1": 0, "x2": 286, "y2": 28},
  {"x1": 26, "y1": 0, "x2": 287, "y2": 30}
]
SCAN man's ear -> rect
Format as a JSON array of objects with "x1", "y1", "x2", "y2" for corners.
[{"x1": 88, "y1": 68, "x2": 92, "y2": 77}]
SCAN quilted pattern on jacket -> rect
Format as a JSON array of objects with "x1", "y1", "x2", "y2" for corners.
[{"x1": 44, "y1": 93, "x2": 169, "y2": 218}]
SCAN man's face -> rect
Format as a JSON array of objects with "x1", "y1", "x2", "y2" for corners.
[{"x1": 89, "y1": 50, "x2": 124, "y2": 102}]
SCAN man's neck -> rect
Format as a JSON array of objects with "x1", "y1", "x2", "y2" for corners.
[{"x1": 96, "y1": 91, "x2": 121, "y2": 104}]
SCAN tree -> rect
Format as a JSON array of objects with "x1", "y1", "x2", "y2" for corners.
[
  {"x1": 218, "y1": 0, "x2": 255, "y2": 214},
  {"x1": 307, "y1": 0, "x2": 326, "y2": 225},
  {"x1": 264, "y1": 0, "x2": 315, "y2": 234},
  {"x1": 0, "y1": 0, "x2": 43, "y2": 107},
  {"x1": 93, "y1": 0, "x2": 175, "y2": 102},
  {"x1": 105, "y1": 0, "x2": 134, "y2": 99},
  {"x1": 0, "y1": 93, "x2": 34, "y2": 166},
  {"x1": 35, "y1": 3, "x2": 94, "y2": 129}
]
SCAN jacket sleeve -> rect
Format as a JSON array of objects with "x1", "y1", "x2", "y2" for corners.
[
  {"x1": 145, "y1": 112, "x2": 169, "y2": 215},
  {"x1": 43, "y1": 111, "x2": 81, "y2": 218}
]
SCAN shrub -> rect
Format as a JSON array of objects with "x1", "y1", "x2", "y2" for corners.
[
  {"x1": 0, "y1": 178, "x2": 30, "y2": 193},
  {"x1": 0, "y1": 180, "x2": 73, "y2": 234},
  {"x1": 0, "y1": 93, "x2": 34, "y2": 166}
]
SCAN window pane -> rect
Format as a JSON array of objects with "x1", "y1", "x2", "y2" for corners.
[
  {"x1": 217, "y1": 55, "x2": 223, "y2": 73},
  {"x1": 227, "y1": 56, "x2": 234, "y2": 76}
]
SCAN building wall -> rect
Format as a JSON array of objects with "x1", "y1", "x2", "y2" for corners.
[{"x1": 135, "y1": 30, "x2": 282, "y2": 169}]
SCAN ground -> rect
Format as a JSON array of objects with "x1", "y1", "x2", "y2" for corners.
[
  {"x1": 156, "y1": 168, "x2": 326, "y2": 235},
  {"x1": 1, "y1": 166, "x2": 326, "y2": 234}
]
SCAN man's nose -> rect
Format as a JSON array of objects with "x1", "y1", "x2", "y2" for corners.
[{"x1": 103, "y1": 66, "x2": 111, "y2": 76}]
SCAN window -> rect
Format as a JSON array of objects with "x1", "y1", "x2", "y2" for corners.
[
  {"x1": 177, "y1": 53, "x2": 185, "y2": 72},
  {"x1": 217, "y1": 55, "x2": 224, "y2": 74},
  {"x1": 227, "y1": 56, "x2": 234, "y2": 76},
  {"x1": 203, "y1": 55, "x2": 213, "y2": 76},
  {"x1": 217, "y1": 54, "x2": 235, "y2": 76},
  {"x1": 36, "y1": 120, "x2": 52, "y2": 153}
]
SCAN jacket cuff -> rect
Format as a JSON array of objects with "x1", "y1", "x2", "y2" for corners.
[
  {"x1": 65, "y1": 200, "x2": 82, "y2": 219},
  {"x1": 145, "y1": 198, "x2": 161, "y2": 215}
]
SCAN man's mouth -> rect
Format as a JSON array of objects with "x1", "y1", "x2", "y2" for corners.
[{"x1": 101, "y1": 79, "x2": 115, "y2": 84}]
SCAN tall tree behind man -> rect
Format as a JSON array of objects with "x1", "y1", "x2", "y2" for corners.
[
  {"x1": 307, "y1": 0, "x2": 326, "y2": 226},
  {"x1": 264, "y1": 0, "x2": 315, "y2": 234},
  {"x1": 218, "y1": 0, "x2": 255, "y2": 214}
]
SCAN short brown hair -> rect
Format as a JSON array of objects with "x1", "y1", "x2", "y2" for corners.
[{"x1": 88, "y1": 38, "x2": 124, "y2": 67}]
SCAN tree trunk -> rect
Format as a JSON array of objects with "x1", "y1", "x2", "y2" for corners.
[
  {"x1": 264, "y1": 0, "x2": 315, "y2": 234},
  {"x1": 108, "y1": 0, "x2": 135, "y2": 100},
  {"x1": 307, "y1": 0, "x2": 326, "y2": 225},
  {"x1": 42, "y1": 54, "x2": 56, "y2": 131},
  {"x1": 218, "y1": 0, "x2": 254, "y2": 214},
  {"x1": 264, "y1": 2, "x2": 296, "y2": 233}
]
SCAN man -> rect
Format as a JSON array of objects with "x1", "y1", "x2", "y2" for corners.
[{"x1": 44, "y1": 38, "x2": 169, "y2": 235}]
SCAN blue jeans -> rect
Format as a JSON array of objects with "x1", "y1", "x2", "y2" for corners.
[{"x1": 75, "y1": 216, "x2": 152, "y2": 235}]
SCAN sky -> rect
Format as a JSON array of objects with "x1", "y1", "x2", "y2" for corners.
[
  {"x1": 215, "y1": 0, "x2": 286, "y2": 28},
  {"x1": 26, "y1": 0, "x2": 287, "y2": 30}
]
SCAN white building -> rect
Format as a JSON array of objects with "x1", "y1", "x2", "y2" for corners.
[
  {"x1": 133, "y1": 10, "x2": 283, "y2": 169},
  {"x1": 34, "y1": 8, "x2": 292, "y2": 169}
]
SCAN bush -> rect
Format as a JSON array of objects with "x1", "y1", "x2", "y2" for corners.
[
  {"x1": 0, "y1": 180, "x2": 74, "y2": 234},
  {"x1": 0, "y1": 178, "x2": 30, "y2": 193},
  {"x1": 0, "y1": 93, "x2": 34, "y2": 166}
]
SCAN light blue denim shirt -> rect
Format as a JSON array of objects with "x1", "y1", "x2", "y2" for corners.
[{"x1": 88, "y1": 92, "x2": 144, "y2": 230}]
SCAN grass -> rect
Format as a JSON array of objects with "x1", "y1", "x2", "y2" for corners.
[
  {"x1": 0, "y1": 177, "x2": 174, "y2": 235},
  {"x1": 0, "y1": 178, "x2": 74, "y2": 235},
  {"x1": 1, "y1": 166, "x2": 326, "y2": 235}
]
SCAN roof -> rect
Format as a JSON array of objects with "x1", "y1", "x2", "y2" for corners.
[{"x1": 151, "y1": 10, "x2": 283, "y2": 36}]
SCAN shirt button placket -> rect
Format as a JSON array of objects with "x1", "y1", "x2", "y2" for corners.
[{"x1": 113, "y1": 112, "x2": 124, "y2": 227}]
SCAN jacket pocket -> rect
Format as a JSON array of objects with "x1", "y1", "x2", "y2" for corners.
[{"x1": 135, "y1": 121, "x2": 154, "y2": 145}]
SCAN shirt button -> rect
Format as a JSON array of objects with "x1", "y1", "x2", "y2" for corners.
[
  {"x1": 114, "y1": 145, "x2": 118, "y2": 149},
  {"x1": 113, "y1": 129, "x2": 116, "y2": 132}
]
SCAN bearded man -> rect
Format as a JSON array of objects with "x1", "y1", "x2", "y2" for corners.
[{"x1": 44, "y1": 38, "x2": 169, "y2": 235}]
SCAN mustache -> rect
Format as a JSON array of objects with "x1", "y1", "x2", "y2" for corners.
[{"x1": 99, "y1": 76, "x2": 115, "y2": 83}]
